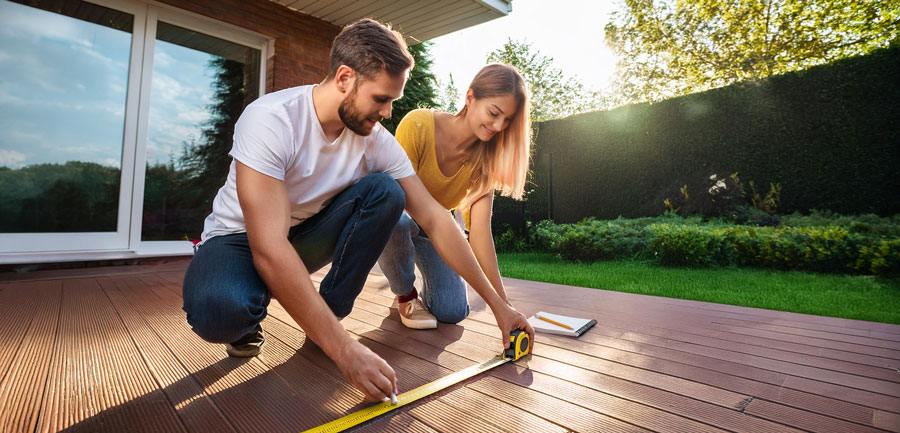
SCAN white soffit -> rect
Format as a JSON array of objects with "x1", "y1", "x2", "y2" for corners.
[{"x1": 270, "y1": 0, "x2": 512, "y2": 43}]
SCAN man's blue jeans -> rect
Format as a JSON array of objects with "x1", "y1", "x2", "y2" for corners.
[
  {"x1": 376, "y1": 212, "x2": 470, "y2": 324},
  {"x1": 182, "y1": 173, "x2": 406, "y2": 344}
]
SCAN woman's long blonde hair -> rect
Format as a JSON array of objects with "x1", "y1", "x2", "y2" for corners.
[{"x1": 456, "y1": 64, "x2": 531, "y2": 212}]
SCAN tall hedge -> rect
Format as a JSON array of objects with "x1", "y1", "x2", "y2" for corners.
[{"x1": 524, "y1": 46, "x2": 900, "y2": 223}]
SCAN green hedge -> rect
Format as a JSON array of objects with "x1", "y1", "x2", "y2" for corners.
[
  {"x1": 528, "y1": 216, "x2": 900, "y2": 276},
  {"x1": 525, "y1": 46, "x2": 900, "y2": 223}
]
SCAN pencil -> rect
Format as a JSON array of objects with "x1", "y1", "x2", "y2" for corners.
[{"x1": 537, "y1": 314, "x2": 574, "y2": 330}]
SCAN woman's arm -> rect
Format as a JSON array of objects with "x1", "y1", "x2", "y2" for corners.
[{"x1": 467, "y1": 192, "x2": 510, "y2": 305}]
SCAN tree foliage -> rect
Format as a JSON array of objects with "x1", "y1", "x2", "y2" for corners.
[
  {"x1": 382, "y1": 41, "x2": 440, "y2": 134},
  {"x1": 605, "y1": 0, "x2": 900, "y2": 104},
  {"x1": 487, "y1": 39, "x2": 605, "y2": 121},
  {"x1": 437, "y1": 73, "x2": 460, "y2": 113}
]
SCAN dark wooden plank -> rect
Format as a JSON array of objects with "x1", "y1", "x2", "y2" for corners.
[
  {"x1": 874, "y1": 409, "x2": 900, "y2": 431},
  {"x1": 505, "y1": 277, "x2": 900, "y2": 335},
  {"x1": 36, "y1": 277, "x2": 185, "y2": 433},
  {"x1": 490, "y1": 359, "x2": 800, "y2": 433},
  {"x1": 0, "y1": 258, "x2": 191, "y2": 283},
  {"x1": 353, "y1": 278, "x2": 891, "y2": 430},
  {"x1": 462, "y1": 296, "x2": 900, "y2": 420},
  {"x1": 468, "y1": 376, "x2": 654, "y2": 433},
  {"x1": 98, "y1": 275, "x2": 236, "y2": 433},
  {"x1": 709, "y1": 317, "x2": 900, "y2": 349},
  {"x1": 128, "y1": 274, "x2": 370, "y2": 431},
  {"x1": 354, "y1": 412, "x2": 440, "y2": 432},
  {"x1": 745, "y1": 399, "x2": 886, "y2": 433},
  {"x1": 436, "y1": 387, "x2": 569, "y2": 433},
  {"x1": 0, "y1": 280, "x2": 61, "y2": 433},
  {"x1": 370, "y1": 278, "x2": 900, "y2": 370},
  {"x1": 3, "y1": 260, "x2": 897, "y2": 433},
  {"x1": 342, "y1": 292, "x2": 769, "y2": 433},
  {"x1": 507, "y1": 297, "x2": 900, "y2": 396},
  {"x1": 604, "y1": 323, "x2": 900, "y2": 384},
  {"x1": 501, "y1": 283, "x2": 900, "y2": 362}
]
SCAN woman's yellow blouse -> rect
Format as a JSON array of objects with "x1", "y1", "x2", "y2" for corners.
[{"x1": 394, "y1": 109, "x2": 475, "y2": 212}]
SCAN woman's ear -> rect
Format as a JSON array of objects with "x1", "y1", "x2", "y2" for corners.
[{"x1": 465, "y1": 89, "x2": 475, "y2": 108}]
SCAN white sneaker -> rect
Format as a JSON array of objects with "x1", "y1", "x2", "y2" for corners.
[{"x1": 398, "y1": 298, "x2": 437, "y2": 329}]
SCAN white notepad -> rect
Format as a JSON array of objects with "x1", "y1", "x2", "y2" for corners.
[{"x1": 527, "y1": 311, "x2": 596, "y2": 337}]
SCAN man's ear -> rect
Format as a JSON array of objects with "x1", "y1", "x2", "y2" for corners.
[{"x1": 334, "y1": 65, "x2": 355, "y2": 93}]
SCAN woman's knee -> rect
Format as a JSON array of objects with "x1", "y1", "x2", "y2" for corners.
[
  {"x1": 431, "y1": 303, "x2": 469, "y2": 324},
  {"x1": 392, "y1": 212, "x2": 418, "y2": 237}
]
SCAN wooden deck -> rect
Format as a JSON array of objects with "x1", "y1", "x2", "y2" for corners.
[{"x1": 1, "y1": 258, "x2": 899, "y2": 433}]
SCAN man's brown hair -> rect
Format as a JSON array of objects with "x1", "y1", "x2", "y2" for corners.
[{"x1": 327, "y1": 18, "x2": 414, "y2": 81}]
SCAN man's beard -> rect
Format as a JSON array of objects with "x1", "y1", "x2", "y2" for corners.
[{"x1": 338, "y1": 86, "x2": 378, "y2": 136}]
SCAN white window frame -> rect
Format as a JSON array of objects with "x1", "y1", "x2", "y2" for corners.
[
  {"x1": 130, "y1": 2, "x2": 269, "y2": 258},
  {"x1": 0, "y1": 0, "x2": 270, "y2": 264}
]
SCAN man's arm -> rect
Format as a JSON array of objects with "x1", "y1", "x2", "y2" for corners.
[
  {"x1": 467, "y1": 193, "x2": 510, "y2": 304},
  {"x1": 396, "y1": 175, "x2": 534, "y2": 350},
  {"x1": 236, "y1": 161, "x2": 397, "y2": 402}
]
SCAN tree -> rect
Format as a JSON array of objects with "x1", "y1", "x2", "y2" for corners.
[
  {"x1": 437, "y1": 73, "x2": 460, "y2": 113},
  {"x1": 382, "y1": 41, "x2": 440, "y2": 134},
  {"x1": 487, "y1": 39, "x2": 605, "y2": 122},
  {"x1": 143, "y1": 56, "x2": 251, "y2": 240},
  {"x1": 605, "y1": 0, "x2": 900, "y2": 105}
]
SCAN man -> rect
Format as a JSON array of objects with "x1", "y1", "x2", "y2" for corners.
[{"x1": 182, "y1": 19, "x2": 533, "y2": 403}]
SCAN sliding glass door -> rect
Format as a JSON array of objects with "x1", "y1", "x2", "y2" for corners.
[{"x1": 0, "y1": 0, "x2": 266, "y2": 257}]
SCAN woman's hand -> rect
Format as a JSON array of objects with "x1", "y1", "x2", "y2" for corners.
[{"x1": 492, "y1": 303, "x2": 534, "y2": 354}]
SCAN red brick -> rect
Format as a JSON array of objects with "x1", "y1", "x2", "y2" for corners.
[{"x1": 156, "y1": 0, "x2": 340, "y2": 89}]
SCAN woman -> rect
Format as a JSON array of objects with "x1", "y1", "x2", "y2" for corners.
[{"x1": 378, "y1": 63, "x2": 531, "y2": 329}]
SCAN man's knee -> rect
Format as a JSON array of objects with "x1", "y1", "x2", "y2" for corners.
[
  {"x1": 184, "y1": 290, "x2": 262, "y2": 343},
  {"x1": 360, "y1": 173, "x2": 405, "y2": 212}
]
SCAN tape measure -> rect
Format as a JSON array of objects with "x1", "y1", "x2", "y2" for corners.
[{"x1": 303, "y1": 330, "x2": 530, "y2": 433}]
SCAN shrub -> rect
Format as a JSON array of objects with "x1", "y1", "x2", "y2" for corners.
[
  {"x1": 506, "y1": 212, "x2": 900, "y2": 275},
  {"x1": 532, "y1": 219, "x2": 567, "y2": 251},
  {"x1": 555, "y1": 218, "x2": 652, "y2": 262},
  {"x1": 870, "y1": 239, "x2": 900, "y2": 275},
  {"x1": 648, "y1": 224, "x2": 732, "y2": 267}
]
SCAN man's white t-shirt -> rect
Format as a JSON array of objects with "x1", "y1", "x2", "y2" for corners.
[{"x1": 200, "y1": 85, "x2": 415, "y2": 243}]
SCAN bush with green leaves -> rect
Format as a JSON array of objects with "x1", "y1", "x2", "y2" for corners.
[
  {"x1": 513, "y1": 212, "x2": 900, "y2": 275},
  {"x1": 557, "y1": 220, "x2": 651, "y2": 262},
  {"x1": 864, "y1": 239, "x2": 900, "y2": 276},
  {"x1": 648, "y1": 224, "x2": 732, "y2": 267}
]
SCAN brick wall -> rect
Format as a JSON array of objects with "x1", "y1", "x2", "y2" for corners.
[{"x1": 156, "y1": 0, "x2": 340, "y2": 92}]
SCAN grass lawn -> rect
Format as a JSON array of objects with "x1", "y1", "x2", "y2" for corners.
[{"x1": 497, "y1": 252, "x2": 900, "y2": 324}]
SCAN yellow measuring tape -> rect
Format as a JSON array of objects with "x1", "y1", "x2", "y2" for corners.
[{"x1": 303, "y1": 330, "x2": 531, "y2": 433}]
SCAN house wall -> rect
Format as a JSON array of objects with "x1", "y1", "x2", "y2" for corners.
[{"x1": 156, "y1": 0, "x2": 340, "y2": 92}]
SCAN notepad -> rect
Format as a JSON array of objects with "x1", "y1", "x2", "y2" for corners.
[{"x1": 527, "y1": 311, "x2": 596, "y2": 337}]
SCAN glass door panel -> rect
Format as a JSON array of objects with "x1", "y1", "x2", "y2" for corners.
[
  {"x1": 0, "y1": 0, "x2": 137, "y2": 252},
  {"x1": 141, "y1": 21, "x2": 260, "y2": 241}
]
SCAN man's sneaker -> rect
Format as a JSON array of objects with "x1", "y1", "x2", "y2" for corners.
[
  {"x1": 398, "y1": 298, "x2": 437, "y2": 329},
  {"x1": 225, "y1": 325, "x2": 264, "y2": 357}
]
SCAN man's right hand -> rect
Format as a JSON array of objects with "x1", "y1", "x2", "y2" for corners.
[{"x1": 335, "y1": 339, "x2": 398, "y2": 402}]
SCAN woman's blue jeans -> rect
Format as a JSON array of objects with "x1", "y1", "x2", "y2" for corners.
[
  {"x1": 376, "y1": 212, "x2": 470, "y2": 324},
  {"x1": 182, "y1": 173, "x2": 406, "y2": 344}
]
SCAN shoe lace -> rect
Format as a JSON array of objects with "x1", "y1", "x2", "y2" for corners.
[{"x1": 403, "y1": 298, "x2": 425, "y2": 316}]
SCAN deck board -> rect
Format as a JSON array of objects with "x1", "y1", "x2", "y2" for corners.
[{"x1": 1, "y1": 257, "x2": 898, "y2": 433}]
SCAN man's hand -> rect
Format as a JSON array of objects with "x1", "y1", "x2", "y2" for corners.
[
  {"x1": 236, "y1": 161, "x2": 398, "y2": 402},
  {"x1": 335, "y1": 339, "x2": 398, "y2": 402},
  {"x1": 493, "y1": 303, "x2": 535, "y2": 354}
]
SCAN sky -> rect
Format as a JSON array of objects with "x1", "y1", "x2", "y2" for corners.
[
  {"x1": 0, "y1": 1, "x2": 223, "y2": 169},
  {"x1": 429, "y1": 0, "x2": 619, "y2": 102}
]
